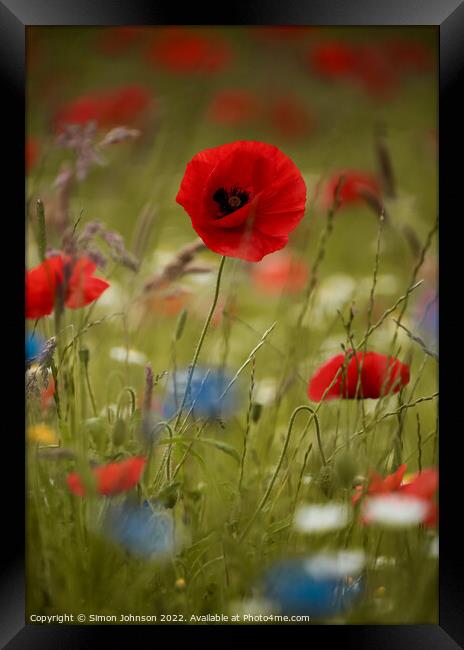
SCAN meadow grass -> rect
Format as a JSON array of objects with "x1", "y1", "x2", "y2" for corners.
[{"x1": 26, "y1": 26, "x2": 438, "y2": 624}]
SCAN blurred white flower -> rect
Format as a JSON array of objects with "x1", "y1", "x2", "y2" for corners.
[
  {"x1": 300, "y1": 273, "x2": 356, "y2": 328},
  {"x1": 373, "y1": 556, "x2": 397, "y2": 569},
  {"x1": 110, "y1": 346, "x2": 147, "y2": 366},
  {"x1": 319, "y1": 336, "x2": 344, "y2": 356},
  {"x1": 229, "y1": 598, "x2": 277, "y2": 617},
  {"x1": 363, "y1": 494, "x2": 428, "y2": 527},
  {"x1": 294, "y1": 503, "x2": 351, "y2": 534},
  {"x1": 304, "y1": 550, "x2": 366, "y2": 579},
  {"x1": 369, "y1": 317, "x2": 413, "y2": 349},
  {"x1": 254, "y1": 378, "x2": 278, "y2": 406},
  {"x1": 429, "y1": 536, "x2": 439, "y2": 558},
  {"x1": 97, "y1": 282, "x2": 125, "y2": 309}
]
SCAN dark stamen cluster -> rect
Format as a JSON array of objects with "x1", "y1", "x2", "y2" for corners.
[{"x1": 212, "y1": 186, "x2": 249, "y2": 218}]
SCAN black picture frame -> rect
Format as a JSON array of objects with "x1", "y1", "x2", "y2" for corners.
[{"x1": 2, "y1": 0, "x2": 461, "y2": 646}]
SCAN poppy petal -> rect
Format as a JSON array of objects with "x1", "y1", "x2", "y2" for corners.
[
  {"x1": 65, "y1": 257, "x2": 109, "y2": 308},
  {"x1": 25, "y1": 256, "x2": 64, "y2": 319}
]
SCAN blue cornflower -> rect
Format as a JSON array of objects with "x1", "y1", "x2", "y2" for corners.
[
  {"x1": 420, "y1": 294, "x2": 438, "y2": 352},
  {"x1": 162, "y1": 366, "x2": 238, "y2": 420},
  {"x1": 261, "y1": 554, "x2": 364, "y2": 618},
  {"x1": 103, "y1": 502, "x2": 175, "y2": 560},
  {"x1": 25, "y1": 331, "x2": 46, "y2": 364}
]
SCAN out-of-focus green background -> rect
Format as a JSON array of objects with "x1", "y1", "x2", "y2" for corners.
[{"x1": 26, "y1": 26, "x2": 438, "y2": 624}]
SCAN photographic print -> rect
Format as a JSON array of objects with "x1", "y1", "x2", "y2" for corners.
[{"x1": 25, "y1": 25, "x2": 438, "y2": 627}]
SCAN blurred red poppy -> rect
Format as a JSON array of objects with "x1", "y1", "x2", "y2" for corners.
[
  {"x1": 355, "y1": 45, "x2": 399, "y2": 100},
  {"x1": 176, "y1": 140, "x2": 307, "y2": 262},
  {"x1": 268, "y1": 97, "x2": 314, "y2": 137},
  {"x1": 26, "y1": 137, "x2": 40, "y2": 172},
  {"x1": 54, "y1": 85, "x2": 152, "y2": 132},
  {"x1": 97, "y1": 27, "x2": 142, "y2": 55},
  {"x1": 323, "y1": 170, "x2": 382, "y2": 210},
  {"x1": 401, "y1": 468, "x2": 438, "y2": 527},
  {"x1": 67, "y1": 456, "x2": 146, "y2": 496},
  {"x1": 307, "y1": 351, "x2": 410, "y2": 401},
  {"x1": 26, "y1": 255, "x2": 110, "y2": 319},
  {"x1": 252, "y1": 252, "x2": 308, "y2": 294},
  {"x1": 384, "y1": 39, "x2": 434, "y2": 73},
  {"x1": 353, "y1": 465, "x2": 438, "y2": 528},
  {"x1": 40, "y1": 376, "x2": 56, "y2": 411},
  {"x1": 207, "y1": 90, "x2": 260, "y2": 125},
  {"x1": 308, "y1": 41, "x2": 359, "y2": 78},
  {"x1": 146, "y1": 287, "x2": 192, "y2": 318},
  {"x1": 147, "y1": 29, "x2": 230, "y2": 74},
  {"x1": 353, "y1": 464, "x2": 407, "y2": 504}
]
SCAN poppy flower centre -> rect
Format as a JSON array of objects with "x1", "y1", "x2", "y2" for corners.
[{"x1": 212, "y1": 186, "x2": 250, "y2": 218}]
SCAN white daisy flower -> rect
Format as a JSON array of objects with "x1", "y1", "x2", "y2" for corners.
[
  {"x1": 363, "y1": 494, "x2": 428, "y2": 527},
  {"x1": 110, "y1": 346, "x2": 147, "y2": 366},
  {"x1": 304, "y1": 550, "x2": 366, "y2": 579},
  {"x1": 254, "y1": 378, "x2": 278, "y2": 406},
  {"x1": 294, "y1": 503, "x2": 352, "y2": 534}
]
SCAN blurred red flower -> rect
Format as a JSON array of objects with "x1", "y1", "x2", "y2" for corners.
[
  {"x1": 384, "y1": 39, "x2": 434, "y2": 73},
  {"x1": 97, "y1": 27, "x2": 142, "y2": 55},
  {"x1": 147, "y1": 29, "x2": 230, "y2": 74},
  {"x1": 355, "y1": 45, "x2": 399, "y2": 100},
  {"x1": 353, "y1": 465, "x2": 438, "y2": 527},
  {"x1": 176, "y1": 140, "x2": 307, "y2": 262},
  {"x1": 26, "y1": 255, "x2": 110, "y2": 319},
  {"x1": 40, "y1": 376, "x2": 56, "y2": 411},
  {"x1": 353, "y1": 463, "x2": 407, "y2": 504},
  {"x1": 67, "y1": 456, "x2": 146, "y2": 496},
  {"x1": 252, "y1": 252, "x2": 308, "y2": 294},
  {"x1": 207, "y1": 90, "x2": 260, "y2": 126},
  {"x1": 54, "y1": 85, "x2": 152, "y2": 132},
  {"x1": 268, "y1": 97, "x2": 314, "y2": 137},
  {"x1": 323, "y1": 170, "x2": 382, "y2": 210},
  {"x1": 26, "y1": 137, "x2": 40, "y2": 173},
  {"x1": 308, "y1": 41, "x2": 359, "y2": 78},
  {"x1": 307, "y1": 351, "x2": 410, "y2": 401},
  {"x1": 401, "y1": 468, "x2": 438, "y2": 526}
]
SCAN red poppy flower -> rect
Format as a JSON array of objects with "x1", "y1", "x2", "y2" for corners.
[
  {"x1": 41, "y1": 376, "x2": 56, "y2": 411},
  {"x1": 54, "y1": 85, "x2": 152, "y2": 132},
  {"x1": 399, "y1": 468, "x2": 439, "y2": 528},
  {"x1": 147, "y1": 29, "x2": 230, "y2": 74},
  {"x1": 355, "y1": 45, "x2": 399, "y2": 100},
  {"x1": 307, "y1": 351, "x2": 410, "y2": 401},
  {"x1": 384, "y1": 39, "x2": 434, "y2": 73},
  {"x1": 26, "y1": 255, "x2": 110, "y2": 319},
  {"x1": 354, "y1": 465, "x2": 438, "y2": 528},
  {"x1": 97, "y1": 27, "x2": 142, "y2": 55},
  {"x1": 308, "y1": 41, "x2": 359, "y2": 78},
  {"x1": 67, "y1": 456, "x2": 146, "y2": 496},
  {"x1": 252, "y1": 252, "x2": 308, "y2": 294},
  {"x1": 207, "y1": 90, "x2": 260, "y2": 126},
  {"x1": 26, "y1": 137, "x2": 40, "y2": 172},
  {"x1": 176, "y1": 141, "x2": 307, "y2": 262},
  {"x1": 353, "y1": 464, "x2": 407, "y2": 504},
  {"x1": 268, "y1": 97, "x2": 314, "y2": 137},
  {"x1": 146, "y1": 287, "x2": 192, "y2": 318},
  {"x1": 323, "y1": 170, "x2": 382, "y2": 210}
]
